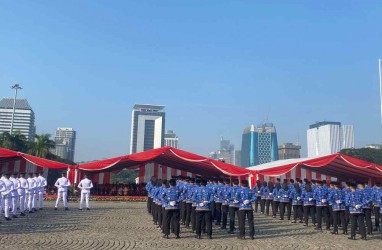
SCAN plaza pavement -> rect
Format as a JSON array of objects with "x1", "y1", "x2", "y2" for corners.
[{"x1": 0, "y1": 201, "x2": 381, "y2": 250}]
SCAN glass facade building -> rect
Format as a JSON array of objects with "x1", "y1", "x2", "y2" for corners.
[{"x1": 241, "y1": 123, "x2": 279, "y2": 167}]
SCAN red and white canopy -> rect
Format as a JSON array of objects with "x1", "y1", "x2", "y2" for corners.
[{"x1": 247, "y1": 153, "x2": 382, "y2": 182}]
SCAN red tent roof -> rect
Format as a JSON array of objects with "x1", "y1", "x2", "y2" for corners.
[
  {"x1": 77, "y1": 146, "x2": 251, "y2": 177},
  {"x1": 248, "y1": 153, "x2": 382, "y2": 181},
  {"x1": 0, "y1": 147, "x2": 70, "y2": 169}
]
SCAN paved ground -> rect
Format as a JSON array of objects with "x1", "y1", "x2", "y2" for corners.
[{"x1": 1, "y1": 201, "x2": 381, "y2": 250}]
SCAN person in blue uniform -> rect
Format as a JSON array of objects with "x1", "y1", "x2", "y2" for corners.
[
  {"x1": 221, "y1": 178, "x2": 231, "y2": 229},
  {"x1": 145, "y1": 177, "x2": 156, "y2": 214},
  {"x1": 227, "y1": 179, "x2": 240, "y2": 234},
  {"x1": 191, "y1": 179, "x2": 201, "y2": 232},
  {"x1": 345, "y1": 182, "x2": 367, "y2": 240},
  {"x1": 372, "y1": 181, "x2": 382, "y2": 231},
  {"x1": 157, "y1": 180, "x2": 167, "y2": 230},
  {"x1": 358, "y1": 182, "x2": 373, "y2": 235},
  {"x1": 192, "y1": 178, "x2": 214, "y2": 239},
  {"x1": 290, "y1": 183, "x2": 303, "y2": 223},
  {"x1": 302, "y1": 183, "x2": 316, "y2": 227},
  {"x1": 184, "y1": 178, "x2": 196, "y2": 229},
  {"x1": 260, "y1": 181, "x2": 268, "y2": 214},
  {"x1": 265, "y1": 181, "x2": 274, "y2": 216},
  {"x1": 236, "y1": 179, "x2": 256, "y2": 240},
  {"x1": 180, "y1": 177, "x2": 190, "y2": 225},
  {"x1": 341, "y1": 182, "x2": 351, "y2": 228},
  {"x1": 272, "y1": 182, "x2": 281, "y2": 218},
  {"x1": 313, "y1": 180, "x2": 330, "y2": 231},
  {"x1": 253, "y1": 180, "x2": 262, "y2": 213},
  {"x1": 162, "y1": 179, "x2": 182, "y2": 239},
  {"x1": 214, "y1": 178, "x2": 225, "y2": 226},
  {"x1": 152, "y1": 181, "x2": 160, "y2": 225},
  {"x1": 279, "y1": 182, "x2": 291, "y2": 220},
  {"x1": 329, "y1": 182, "x2": 347, "y2": 235}
]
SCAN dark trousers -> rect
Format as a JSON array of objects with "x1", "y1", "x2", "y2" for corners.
[
  {"x1": 265, "y1": 199, "x2": 272, "y2": 216},
  {"x1": 222, "y1": 205, "x2": 229, "y2": 228},
  {"x1": 303, "y1": 206, "x2": 316, "y2": 226},
  {"x1": 345, "y1": 206, "x2": 350, "y2": 226},
  {"x1": 158, "y1": 206, "x2": 163, "y2": 228},
  {"x1": 332, "y1": 210, "x2": 346, "y2": 233},
  {"x1": 229, "y1": 206, "x2": 239, "y2": 232},
  {"x1": 373, "y1": 206, "x2": 380, "y2": 229},
  {"x1": 273, "y1": 201, "x2": 279, "y2": 217},
  {"x1": 147, "y1": 197, "x2": 152, "y2": 214},
  {"x1": 328, "y1": 205, "x2": 334, "y2": 226},
  {"x1": 293, "y1": 205, "x2": 303, "y2": 222},
  {"x1": 254, "y1": 197, "x2": 261, "y2": 212},
  {"x1": 215, "y1": 202, "x2": 222, "y2": 224},
  {"x1": 363, "y1": 208, "x2": 372, "y2": 234},
  {"x1": 180, "y1": 202, "x2": 186, "y2": 224},
  {"x1": 153, "y1": 204, "x2": 158, "y2": 224},
  {"x1": 211, "y1": 202, "x2": 216, "y2": 220},
  {"x1": 191, "y1": 206, "x2": 196, "y2": 231},
  {"x1": 196, "y1": 210, "x2": 212, "y2": 236},
  {"x1": 185, "y1": 203, "x2": 192, "y2": 227},
  {"x1": 316, "y1": 206, "x2": 330, "y2": 229},
  {"x1": 260, "y1": 199, "x2": 265, "y2": 213},
  {"x1": 163, "y1": 209, "x2": 180, "y2": 236},
  {"x1": 279, "y1": 202, "x2": 291, "y2": 220},
  {"x1": 161, "y1": 207, "x2": 166, "y2": 233},
  {"x1": 350, "y1": 213, "x2": 366, "y2": 238},
  {"x1": 238, "y1": 209, "x2": 255, "y2": 237}
]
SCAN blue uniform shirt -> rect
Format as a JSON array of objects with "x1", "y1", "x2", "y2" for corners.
[
  {"x1": 163, "y1": 186, "x2": 182, "y2": 210},
  {"x1": 313, "y1": 186, "x2": 329, "y2": 206},
  {"x1": 273, "y1": 188, "x2": 281, "y2": 202},
  {"x1": 253, "y1": 185, "x2": 262, "y2": 197},
  {"x1": 145, "y1": 182, "x2": 154, "y2": 197},
  {"x1": 236, "y1": 187, "x2": 257, "y2": 210},
  {"x1": 290, "y1": 190, "x2": 303, "y2": 205},
  {"x1": 301, "y1": 190, "x2": 315, "y2": 206},
  {"x1": 228, "y1": 186, "x2": 241, "y2": 207},
  {"x1": 329, "y1": 188, "x2": 345, "y2": 211},
  {"x1": 260, "y1": 186, "x2": 269, "y2": 199},
  {"x1": 345, "y1": 190, "x2": 366, "y2": 214},
  {"x1": 192, "y1": 186, "x2": 214, "y2": 211},
  {"x1": 278, "y1": 188, "x2": 291, "y2": 203}
]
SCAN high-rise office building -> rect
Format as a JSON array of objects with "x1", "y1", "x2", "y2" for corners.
[
  {"x1": 53, "y1": 128, "x2": 76, "y2": 162},
  {"x1": 241, "y1": 123, "x2": 279, "y2": 167},
  {"x1": 234, "y1": 150, "x2": 242, "y2": 167},
  {"x1": 164, "y1": 130, "x2": 179, "y2": 148},
  {"x1": 0, "y1": 98, "x2": 36, "y2": 141},
  {"x1": 130, "y1": 104, "x2": 166, "y2": 154},
  {"x1": 278, "y1": 143, "x2": 301, "y2": 160},
  {"x1": 307, "y1": 121, "x2": 354, "y2": 157},
  {"x1": 209, "y1": 138, "x2": 235, "y2": 164}
]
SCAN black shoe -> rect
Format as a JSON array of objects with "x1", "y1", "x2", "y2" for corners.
[
  {"x1": 208, "y1": 235, "x2": 212, "y2": 239},
  {"x1": 86, "y1": 208, "x2": 90, "y2": 210},
  {"x1": 162, "y1": 234, "x2": 169, "y2": 239},
  {"x1": 331, "y1": 231, "x2": 338, "y2": 235},
  {"x1": 343, "y1": 231, "x2": 348, "y2": 235},
  {"x1": 315, "y1": 227, "x2": 322, "y2": 230},
  {"x1": 361, "y1": 237, "x2": 367, "y2": 240},
  {"x1": 20, "y1": 213, "x2": 25, "y2": 217},
  {"x1": 29, "y1": 210, "x2": 34, "y2": 213},
  {"x1": 279, "y1": 218, "x2": 284, "y2": 220},
  {"x1": 367, "y1": 232, "x2": 372, "y2": 235},
  {"x1": 238, "y1": 236, "x2": 245, "y2": 240},
  {"x1": 221, "y1": 226, "x2": 227, "y2": 230},
  {"x1": 250, "y1": 236, "x2": 255, "y2": 240},
  {"x1": 64, "y1": 207, "x2": 69, "y2": 211},
  {"x1": 291, "y1": 221, "x2": 297, "y2": 224},
  {"x1": 79, "y1": 209, "x2": 82, "y2": 211},
  {"x1": 39, "y1": 208, "x2": 43, "y2": 210},
  {"x1": 227, "y1": 231, "x2": 234, "y2": 234},
  {"x1": 5, "y1": 217, "x2": 11, "y2": 221},
  {"x1": 195, "y1": 235, "x2": 201, "y2": 239},
  {"x1": 54, "y1": 208, "x2": 57, "y2": 210},
  {"x1": 348, "y1": 236, "x2": 356, "y2": 240},
  {"x1": 303, "y1": 224, "x2": 308, "y2": 227},
  {"x1": 175, "y1": 235, "x2": 180, "y2": 239},
  {"x1": 12, "y1": 215, "x2": 17, "y2": 218}
]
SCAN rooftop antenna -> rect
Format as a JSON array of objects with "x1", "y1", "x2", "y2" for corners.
[{"x1": 379, "y1": 59, "x2": 382, "y2": 125}]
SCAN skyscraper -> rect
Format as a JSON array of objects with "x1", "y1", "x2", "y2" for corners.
[
  {"x1": 130, "y1": 104, "x2": 166, "y2": 154},
  {"x1": 307, "y1": 121, "x2": 354, "y2": 157},
  {"x1": 241, "y1": 123, "x2": 279, "y2": 167},
  {"x1": 53, "y1": 128, "x2": 76, "y2": 162},
  {"x1": 0, "y1": 98, "x2": 36, "y2": 141},
  {"x1": 278, "y1": 143, "x2": 301, "y2": 160},
  {"x1": 164, "y1": 130, "x2": 179, "y2": 148},
  {"x1": 209, "y1": 138, "x2": 235, "y2": 164}
]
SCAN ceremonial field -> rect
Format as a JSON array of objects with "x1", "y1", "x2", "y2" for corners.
[{"x1": 1, "y1": 201, "x2": 381, "y2": 250}]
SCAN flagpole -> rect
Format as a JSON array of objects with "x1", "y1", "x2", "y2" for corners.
[{"x1": 379, "y1": 59, "x2": 382, "y2": 125}]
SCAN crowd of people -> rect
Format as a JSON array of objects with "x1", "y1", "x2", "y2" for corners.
[{"x1": 146, "y1": 176, "x2": 382, "y2": 241}]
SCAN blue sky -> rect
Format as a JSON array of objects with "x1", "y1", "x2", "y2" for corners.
[{"x1": 0, "y1": 1, "x2": 381, "y2": 162}]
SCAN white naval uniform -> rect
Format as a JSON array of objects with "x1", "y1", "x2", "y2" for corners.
[
  {"x1": 33, "y1": 177, "x2": 41, "y2": 209},
  {"x1": 38, "y1": 175, "x2": 47, "y2": 209},
  {"x1": 78, "y1": 178, "x2": 93, "y2": 209},
  {"x1": 18, "y1": 177, "x2": 29, "y2": 213},
  {"x1": 26, "y1": 177, "x2": 36, "y2": 211},
  {"x1": 9, "y1": 177, "x2": 20, "y2": 215},
  {"x1": 1, "y1": 178, "x2": 15, "y2": 218},
  {"x1": 55, "y1": 177, "x2": 71, "y2": 208},
  {"x1": 0, "y1": 179, "x2": 6, "y2": 213}
]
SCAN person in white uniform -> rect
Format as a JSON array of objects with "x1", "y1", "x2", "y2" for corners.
[
  {"x1": 38, "y1": 172, "x2": 47, "y2": 210},
  {"x1": 9, "y1": 173, "x2": 20, "y2": 218},
  {"x1": 1, "y1": 173, "x2": 15, "y2": 221},
  {"x1": 78, "y1": 174, "x2": 94, "y2": 210},
  {"x1": 26, "y1": 173, "x2": 36, "y2": 213},
  {"x1": 0, "y1": 176, "x2": 6, "y2": 217},
  {"x1": 54, "y1": 172, "x2": 71, "y2": 210},
  {"x1": 18, "y1": 173, "x2": 29, "y2": 216},
  {"x1": 33, "y1": 173, "x2": 41, "y2": 211}
]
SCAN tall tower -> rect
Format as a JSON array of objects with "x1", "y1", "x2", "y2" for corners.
[
  {"x1": 130, "y1": 104, "x2": 166, "y2": 154},
  {"x1": 53, "y1": 128, "x2": 76, "y2": 162}
]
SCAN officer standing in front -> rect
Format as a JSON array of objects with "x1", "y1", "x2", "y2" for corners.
[
  {"x1": 9, "y1": 173, "x2": 20, "y2": 218},
  {"x1": 77, "y1": 174, "x2": 94, "y2": 210},
  {"x1": 18, "y1": 173, "x2": 28, "y2": 216},
  {"x1": 38, "y1": 172, "x2": 47, "y2": 210},
  {"x1": 54, "y1": 172, "x2": 71, "y2": 210},
  {"x1": 1, "y1": 173, "x2": 14, "y2": 221}
]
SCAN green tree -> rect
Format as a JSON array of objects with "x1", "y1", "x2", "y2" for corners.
[
  {"x1": 111, "y1": 169, "x2": 139, "y2": 184},
  {"x1": 340, "y1": 148, "x2": 382, "y2": 165},
  {"x1": 28, "y1": 133, "x2": 55, "y2": 158},
  {"x1": 0, "y1": 131, "x2": 28, "y2": 152}
]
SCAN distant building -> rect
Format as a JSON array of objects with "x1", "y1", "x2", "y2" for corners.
[
  {"x1": 130, "y1": 104, "x2": 166, "y2": 154},
  {"x1": 307, "y1": 121, "x2": 354, "y2": 157},
  {"x1": 209, "y1": 138, "x2": 235, "y2": 164},
  {"x1": 278, "y1": 143, "x2": 301, "y2": 160},
  {"x1": 241, "y1": 123, "x2": 279, "y2": 167},
  {"x1": 234, "y1": 150, "x2": 242, "y2": 167},
  {"x1": 365, "y1": 144, "x2": 382, "y2": 149},
  {"x1": 0, "y1": 98, "x2": 36, "y2": 141},
  {"x1": 53, "y1": 128, "x2": 76, "y2": 162},
  {"x1": 164, "y1": 130, "x2": 179, "y2": 148}
]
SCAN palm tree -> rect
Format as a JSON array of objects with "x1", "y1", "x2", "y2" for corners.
[
  {"x1": 0, "y1": 131, "x2": 28, "y2": 152},
  {"x1": 28, "y1": 133, "x2": 55, "y2": 158}
]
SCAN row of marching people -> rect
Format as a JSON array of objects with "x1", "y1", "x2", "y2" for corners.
[
  {"x1": 252, "y1": 178, "x2": 382, "y2": 240},
  {"x1": 0, "y1": 172, "x2": 47, "y2": 221},
  {"x1": 146, "y1": 176, "x2": 382, "y2": 241},
  {"x1": 146, "y1": 177, "x2": 258, "y2": 240}
]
